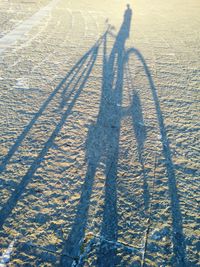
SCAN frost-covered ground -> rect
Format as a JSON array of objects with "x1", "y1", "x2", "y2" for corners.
[
  {"x1": 0, "y1": 0, "x2": 199, "y2": 266},
  {"x1": 0, "y1": 0, "x2": 50, "y2": 38}
]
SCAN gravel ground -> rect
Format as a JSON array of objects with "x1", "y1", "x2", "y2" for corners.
[
  {"x1": 0, "y1": 0, "x2": 199, "y2": 266},
  {"x1": 0, "y1": 0, "x2": 51, "y2": 38}
]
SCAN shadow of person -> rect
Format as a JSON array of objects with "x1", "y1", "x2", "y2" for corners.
[
  {"x1": 60, "y1": 5, "x2": 132, "y2": 267},
  {"x1": 123, "y1": 4, "x2": 132, "y2": 38}
]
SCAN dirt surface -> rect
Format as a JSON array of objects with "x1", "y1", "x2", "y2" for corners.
[
  {"x1": 0, "y1": 0, "x2": 51, "y2": 38},
  {"x1": 0, "y1": 0, "x2": 199, "y2": 266}
]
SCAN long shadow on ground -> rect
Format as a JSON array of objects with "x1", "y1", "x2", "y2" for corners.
[
  {"x1": 61, "y1": 6, "x2": 187, "y2": 267},
  {"x1": 0, "y1": 5, "x2": 187, "y2": 267},
  {"x1": 60, "y1": 5, "x2": 132, "y2": 267},
  {"x1": 0, "y1": 34, "x2": 104, "y2": 230},
  {"x1": 0, "y1": 43, "x2": 96, "y2": 174}
]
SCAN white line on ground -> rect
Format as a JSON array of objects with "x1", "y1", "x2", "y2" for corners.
[
  {"x1": 0, "y1": 238, "x2": 16, "y2": 267},
  {"x1": 0, "y1": 0, "x2": 60, "y2": 55}
]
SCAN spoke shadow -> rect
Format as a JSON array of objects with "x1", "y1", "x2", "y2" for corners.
[{"x1": 0, "y1": 35, "x2": 103, "y2": 230}]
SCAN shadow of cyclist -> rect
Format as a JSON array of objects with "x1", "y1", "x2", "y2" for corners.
[{"x1": 60, "y1": 5, "x2": 132, "y2": 267}]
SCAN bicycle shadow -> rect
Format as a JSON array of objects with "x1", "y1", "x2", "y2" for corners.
[
  {"x1": 0, "y1": 4, "x2": 187, "y2": 267},
  {"x1": 61, "y1": 5, "x2": 187, "y2": 266}
]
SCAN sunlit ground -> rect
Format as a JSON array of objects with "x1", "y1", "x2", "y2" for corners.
[{"x1": 0, "y1": 0, "x2": 199, "y2": 266}]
